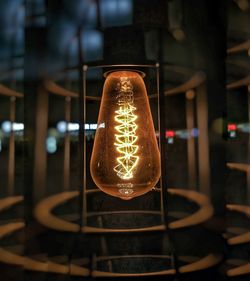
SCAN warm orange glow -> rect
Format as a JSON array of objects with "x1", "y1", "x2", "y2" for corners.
[
  {"x1": 113, "y1": 77, "x2": 139, "y2": 180},
  {"x1": 90, "y1": 70, "x2": 160, "y2": 200}
]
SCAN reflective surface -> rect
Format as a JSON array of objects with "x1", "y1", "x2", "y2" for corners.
[{"x1": 90, "y1": 71, "x2": 161, "y2": 199}]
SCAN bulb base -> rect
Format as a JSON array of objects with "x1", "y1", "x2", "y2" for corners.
[{"x1": 103, "y1": 69, "x2": 146, "y2": 79}]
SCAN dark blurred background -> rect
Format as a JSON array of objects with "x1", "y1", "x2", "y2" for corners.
[{"x1": 0, "y1": 0, "x2": 249, "y2": 280}]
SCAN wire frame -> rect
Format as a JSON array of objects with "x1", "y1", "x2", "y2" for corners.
[
  {"x1": 0, "y1": 85, "x2": 23, "y2": 196},
  {"x1": 82, "y1": 63, "x2": 166, "y2": 233}
]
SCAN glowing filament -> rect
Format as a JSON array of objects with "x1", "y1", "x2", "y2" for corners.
[{"x1": 114, "y1": 77, "x2": 139, "y2": 179}]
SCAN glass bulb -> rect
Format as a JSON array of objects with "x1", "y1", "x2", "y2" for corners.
[{"x1": 90, "y1": 70, "x2": 160, "y2": 200}]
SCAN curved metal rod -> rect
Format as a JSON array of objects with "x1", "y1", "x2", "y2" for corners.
[
  {"x1": 34, "y1": 189, "x2": 213, "y2": 232},
  {"x1": 47, "y1": 64, "x2": 158, "y2": 81},
  {"x1": 179, "y1": 253, "x2": 221, "y2": 273},
  {"x1": 168, "y1": 189, "x2": 213, "y2": 229},
  {"x1": 227, "y1": 262, "x2": 250, "y2": 277},
  {"x1": 33, "y1": 191, "x2": 80, "y2": 232},
  {"x1": 85, "y1": 64, "x2": 158, "y2": 70},
  {"x1": 55, "y1": 63, "x2": 194, "y2": 74},
  {"x1": 95, "y1": 254, "x2": 171, "y2": 261},
  {"x1": 0, "y1": 221, "x2": 24, "y2": 239},
  {"x1": 227, "y1": 204, "x2": 250, "y2": 216},
  {"x1": 228, "y1": 231, "x2": 250, "y2": 245},
  {"x1": 87, "y1": 210, "x2": 162, "y2": 217},
  {"x1": 0, "y1": 84, "x2": 23, "y2": 98},
  {"x1": 91, "y1": 254, "x2": 221, "y2": 277},
  {"x1": 34, "y1": 191, "x2": 166, "y2": 232},
  {"x1": 83, "y1": 225, "x2": 166, "y2": 233},
  {"x1": 44, "y1": 80, "x2": 101, "y2": 101},
  {"x1": 0, "y1": 196, "x2": 23, "y2": 213},
  {"x1": 227, "y1": 162, "x2": 250, "y2": 173},
  {"x1": 92, "y1": 268, "x2": 175, "y2": 277},
  {"x1": 43, "y1": 80, "x2": 78, "y2": 98},
  {"x1": 149, "y1": 71, "x2": 206, "y2": 98},
  {"x1": 227, "y1": 40, "x2": 250, "y2": 54},
  {"x1": 226, "y1": 204, "x2": 250, "y2": 245},
  {"x1": 226, "y1": 76, "x2": 250, "y2": 90},
  {"x1": 0, "y1": 222, "x2": 89, "y2": 276},
  {"x1": 44, "y1": 80, "x2": 100, "y2": 101}
]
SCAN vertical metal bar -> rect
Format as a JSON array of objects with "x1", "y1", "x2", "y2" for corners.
[
  {"x1": 156, "y1": 63, "x2": 165, "y2": 225},
  {"x1": 158, "y1": 66, "x2": 168, "y2": 224},
  {"x1": 247, "y1": 85, "x2": 250, "y2": 204},
  {"x1": 67, "y1": 26, "x2": 87, "y2": 278},
  {"x1": 82, "y1": 65, "x2": 88, "y2": 228},
  {"x1": 77, "y1": 26, "x2": 85, "y2": 231},
  {"x1": 157, "y1": 65, "x2": 168, "y2": 225},
  {"x1": 8, "y1": 0, "x2": 17, "y2": 195},
  {"x1": 185, "y1": 90, "x2": 197, "y2": 190},
  {"x1": 63, "y1": 97, "x2": 71, "y2": 191},
  {"x1": 63, "y1": 37, "x2": 73, "y2": 192},
  {"x1": 8, "y1": 96, "x2": 16, "y2": 196},
  {"x1": 196, "y1": 82, "x2": 210, "y2": 197},
  {"x1": 157, "y1": 30, "x2": 180, "y2": 279},
  {"x1": 33, "y1": 86, "x2": 48, "y2": 202}
]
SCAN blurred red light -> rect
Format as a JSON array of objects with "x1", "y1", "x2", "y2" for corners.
[
  {"x1": 166, "y1": 130, "x2": 175, "y2": 138},
  {"x1": 228, "y1": 124, "x2": 237, "y2": 131}
]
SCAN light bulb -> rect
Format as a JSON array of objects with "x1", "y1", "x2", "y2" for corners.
[{"x1": 90, "y1": 70, "x2": 160, "y2": 200}]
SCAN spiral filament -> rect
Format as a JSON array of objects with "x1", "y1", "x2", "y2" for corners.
[
  {"x1": 90, "y1": 70, "x2": 160, "y2": 199},
  {"x1": 114, "y1": 77, "x2": 139, "y2": 179}
]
